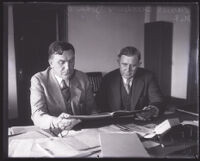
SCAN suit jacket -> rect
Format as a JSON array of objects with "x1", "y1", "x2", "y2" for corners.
[
  {"x1": 95, "y1": 68, "x2": 165, "y2": 113},
  {"x1": 30, "y1": 67, "x2": 96, "y2": 129}
]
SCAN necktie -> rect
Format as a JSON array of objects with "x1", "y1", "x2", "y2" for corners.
[
  {"x1": 60, "y1": 80, "x2": 72, "y2": 114},
  {"x1": 125, "y1": 79, "x2": 131, "y2": 94}
]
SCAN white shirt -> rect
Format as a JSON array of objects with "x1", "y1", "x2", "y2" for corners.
[
  {"x1": 54, "y1": 74, "x2": 70, "y2": 87},
  {"x1": 122, "y1": 77, "x2": 133, "y2": 87}
]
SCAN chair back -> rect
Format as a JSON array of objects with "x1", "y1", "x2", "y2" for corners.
[{"x1": 86, "y1": 72, "x2": 103, "y2": 95}]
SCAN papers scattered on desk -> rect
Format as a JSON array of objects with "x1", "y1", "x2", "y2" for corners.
[
  {"x1": 112, "y1": 123, "x2": 155, "y2": 137},
  {"x1": 9, "y1": 139, "x2": 35, "y2": 157},
  {"x1": 9, "y1": 137, "x2": 101, "y2": 158},
  {"x1": 143, "y1": 118, "x2": 180, "y2": 138},
  {"x1": 110, "y1": 118, "x2": 184, "y2": 139},
  {"x1": 36, "y1": 138, "x2": 81, "y2": 157},
  {"x1": 8, "y1": 126, "x2": 40, "y2": 136},
  {"x1": 9, "y1": 130, "x2": 52, "y2": 140}
]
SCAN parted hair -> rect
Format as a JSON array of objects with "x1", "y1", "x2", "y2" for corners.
[
  {"x1": 48, "y1": 41, "x2": 75, "y2": 59},
  {"x1": 118, "y1": 46, "x2": 141, "y2": 61}
]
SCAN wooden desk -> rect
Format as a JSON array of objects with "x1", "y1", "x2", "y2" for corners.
[{"x1": 8, "y1": 110, "x2": 198, "y2": 158}]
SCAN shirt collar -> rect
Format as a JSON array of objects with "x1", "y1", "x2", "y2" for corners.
[
  {"x1": 54, "y1": 74, "x2": 63, "y2": 86},
  {"x1": 53, "y1": 70, "x2": 76, "y2": 87},
  {"x1": 122, "y1": 76, "x2": 133, "y2": 86}
]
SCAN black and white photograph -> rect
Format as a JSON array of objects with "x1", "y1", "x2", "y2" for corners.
[{"x1": 2, "y1": 1, "x2": 199, "y2": 159}]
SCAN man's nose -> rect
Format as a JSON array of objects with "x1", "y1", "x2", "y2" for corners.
[
  {"x1": 64, "y1": 62, "x2": 70, "y2": 70},
  {"x1": 127, "y1": 65, "x2": 132, "y2": 72}
]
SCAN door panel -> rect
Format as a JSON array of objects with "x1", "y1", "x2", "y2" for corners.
[{"x1": 13, "y1": 4, "x2": 61, "y2": 125}]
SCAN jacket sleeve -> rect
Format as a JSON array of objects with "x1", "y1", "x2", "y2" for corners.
[
  {"x1": 30, "y1": 75, "x2": 55, "y2": 129},
  {"x1": 147, "y1": 73, "x2": 166, "y2": 114}
]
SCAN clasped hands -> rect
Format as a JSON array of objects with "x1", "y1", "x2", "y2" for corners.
[
  {"x1": 134, "y1": 105, "x2": 159, "y2": 121},
  {"x1": 51, "y1": 113, "x2": 81, "y2": 136}
]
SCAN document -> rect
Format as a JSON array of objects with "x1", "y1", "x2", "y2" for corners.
[
  {"x1": 9, "y1": 137, "x2": 100, "y2": 158},
  {"x1": 99, "y1": 132, "x2": 150, "y2": 157},
  {"x1": 36, "y1": 138, "x2": 81, "y2": 157},
  {"x1": 8, "y1": 126, "x2": 40, "y2": 136},
  {"x1": 9, "y1": 139, "x2": 35, "y2": 157},
  {"x1": 68, "y1": 109, "x2": 146, "y2": 120}
]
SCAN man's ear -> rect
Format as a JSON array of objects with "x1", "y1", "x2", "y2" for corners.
[{"x1": 48, "y1": 59, "x2": 53, "y2": 68}]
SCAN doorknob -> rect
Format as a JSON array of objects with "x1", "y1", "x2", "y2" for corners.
[{"x1": 18, "y1": 69, "x2": 24, "y2": 81}]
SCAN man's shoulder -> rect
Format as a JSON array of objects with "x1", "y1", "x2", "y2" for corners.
[{"x1": 31, "y1": 67, "x2": 51, "y2": 81}]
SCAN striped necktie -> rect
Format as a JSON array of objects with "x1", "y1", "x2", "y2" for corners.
[
  {"x1": 60, "y1": 80, "x2": 72, "y2": 114},
  {"x1": 125, "y1": 79, "x2": 131, "y2": 94}
]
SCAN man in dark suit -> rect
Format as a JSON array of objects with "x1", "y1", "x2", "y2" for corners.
[
  {"x1": 30, "y1": 41, "x2": 96, "y2": 134},
  {"x1": 95, "y1": 46, "x2": 165, "y2": 121}
]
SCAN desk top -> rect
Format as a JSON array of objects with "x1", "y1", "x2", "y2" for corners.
[{"x1": 8, "y1": 110, "x2": 199, "y2": 158}]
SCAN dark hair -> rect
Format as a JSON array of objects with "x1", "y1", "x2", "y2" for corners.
[
  {"x1": 48, "y1": 41, "x2": 75, "y2": 59},
  {"x1": 118, "y1": 46, "x2": 141, "y2": 61}
]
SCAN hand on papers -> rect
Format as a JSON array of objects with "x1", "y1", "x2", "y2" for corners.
[
  {"x1": 51, "y1": 113, "x2": 81, "y2": 134},
  {"x1": 135, "y1": 105, "x2": 159, "y2": 121}
]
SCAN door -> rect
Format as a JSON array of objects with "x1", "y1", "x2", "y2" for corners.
[{"x1": 13, "y1": 4, "x2": 66, "y2": 125}]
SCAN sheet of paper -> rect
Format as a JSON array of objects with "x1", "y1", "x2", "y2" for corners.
[
  {"x1": 98, "y1": 125, "x2": 123, "y2": 133},
  {"x1": 9, "y1": 137, "x2": 100, "y2": 158},
  {"x1": 8, "y1": 126, "x2": 39, "y2": 136},
  {"x1": 99, "y1": 132, "x2": 150, "y2": 157},
  {"x1": 9, "y1": 130, "x2": 50, "y2": 140},
  {"x1": 72, "y1": 129, "x2": 100, "y2": 148},
  {"x1": 9, "y1": 139, "x2": 35, "y2": 157},
  {"x1": 181, "y1": 120, "x2": 199, "y2": 126},
  {"x1": 36, "y1": 138, "x2": 80, "y2": 157}
]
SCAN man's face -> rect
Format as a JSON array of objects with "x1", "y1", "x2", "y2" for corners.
[
  {"x1": 118, "y1": 55, "x2": 140, "y2": 79},
  {"x1": 49, "y1": 50, "x2": 75, "y2": 79}
]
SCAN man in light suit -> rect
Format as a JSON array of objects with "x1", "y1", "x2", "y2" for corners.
[
  {"x1": 30, "y1": 41, "x2": 96, "y2": 133},
  {"x1": 95, "y1": 46, "x2": 165, "y2": 121}
]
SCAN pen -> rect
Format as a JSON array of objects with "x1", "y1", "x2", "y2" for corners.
[{"x1": 157, "y1": 135, "x2": 165, "y2": 148}]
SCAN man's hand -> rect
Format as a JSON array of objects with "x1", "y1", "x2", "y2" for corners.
[
  {"x1": 135, "y1": 105, "x2": 159, "y2": 121},
  {"x1": 51, "y1": 113, "x2": 81, "y2": 131}
]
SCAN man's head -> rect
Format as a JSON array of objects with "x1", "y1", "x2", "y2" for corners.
[
  {"x1": 118, "y1": 46, "x2": 141, "y2": 80},
  {"x1": 48, "y1": 41, "x2": 75, "y2": 79}
]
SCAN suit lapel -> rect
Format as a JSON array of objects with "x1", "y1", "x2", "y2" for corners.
[
  {"x1": 131, "y1": 69, "x2": 144, "y2": 109},
  {"x1": 48, "y1": 69, "x2": 66, "y2": 111},
  {"x1": 69, "y1": 70, "x2": 82, "y2": 114}
]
